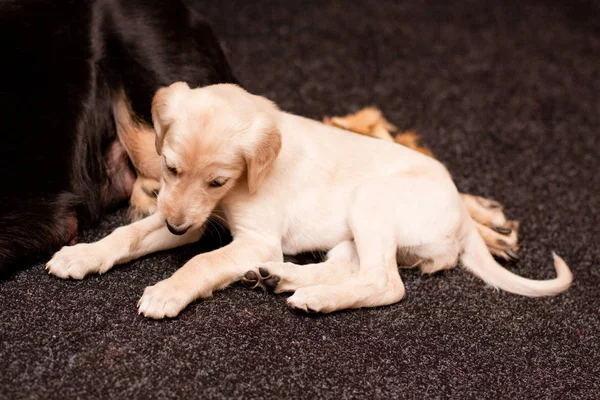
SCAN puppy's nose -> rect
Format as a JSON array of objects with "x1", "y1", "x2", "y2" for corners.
[{"x1": 166, "y1": 221, "x2": 190, "y2": 236}]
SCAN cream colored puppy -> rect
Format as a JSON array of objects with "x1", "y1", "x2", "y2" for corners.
[{"x1": 46, "y1": 82, "x2": 572, "y2": 318}]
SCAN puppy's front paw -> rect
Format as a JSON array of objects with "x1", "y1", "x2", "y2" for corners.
[
  {"x1": 46, "y1": 243, "x2": 111, "y2": 280},
  {"x1": 137, "y1": 279, "x2": 195, "y2": 319}
]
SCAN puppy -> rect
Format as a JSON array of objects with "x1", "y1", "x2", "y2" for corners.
[{"x1": 46, "y1": 82, "x2": 572, "y2": 318}]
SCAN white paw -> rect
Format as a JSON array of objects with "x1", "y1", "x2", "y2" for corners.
[
  {"x1": 137, "y1": 279, "x2": 195, "y2": 319},
  {"x1": 287, "y1": 287, "x2": 328, "y2": 314},
  {"x1": 46, "y1": 243, "x2": 111, "y2": 280}
]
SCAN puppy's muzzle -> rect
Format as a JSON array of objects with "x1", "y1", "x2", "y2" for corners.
[{"x1": 166, "y1": 221, "x2": 190, "y2": 236}]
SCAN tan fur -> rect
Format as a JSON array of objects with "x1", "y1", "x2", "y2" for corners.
[
  {"x1": 128, "y1": 177, "x2": 161, "y2": 220},
  {"x1": 324, "y1": 107, "x2": 396, "y2": 135},
  {"x1": 112, "y1": 88, "x2": 161, "y2": 179},
  {"x1": 112, "y1": 89, "x2": 163, "y2": 219},
  {"x1": 475, "y1": 220, "x2": 520, "y2": 260},
  {"x1": 324, "y1": 107, "x2": 433, "y2": 156}
]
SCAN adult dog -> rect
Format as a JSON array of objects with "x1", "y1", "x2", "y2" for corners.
[
  {"x1": 0, "y1": 0, "x2": 236, "y2": 274},
  {"x1": 46, "y1": 83, "x2": 572, "y2": 318}
]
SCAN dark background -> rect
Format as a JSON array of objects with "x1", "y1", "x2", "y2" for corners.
[{"x1": 1, "y1": 0, "x2": 599, "y2": 398}]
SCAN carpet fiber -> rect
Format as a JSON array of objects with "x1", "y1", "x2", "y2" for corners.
[{"x1": 1, "y1": 0, "x2": 599, "y2": 398}]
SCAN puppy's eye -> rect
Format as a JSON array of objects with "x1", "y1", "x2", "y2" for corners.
[
  {"x1": 166, "y1": 165, "x2": 178, "y2": 175},
  {"x1": 208, "y1": 178, "x2": 229, "y2": 188}
]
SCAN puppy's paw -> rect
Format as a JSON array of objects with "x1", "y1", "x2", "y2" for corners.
[
  {"x1": 287, "y1": 287, "x2": 328, "y2": 314},
  {"x1": 46, "y1": 243, "x2": 111, "y2": 280},
  {"x1": 137, "y1": 279, "x2": 194, "y2": 319},
  {"x1": 128, "y1": 178, "x2": 160, "y2": 222},
  {"x1": 241, "y1": 266, "x2": 281, "y2": 293}
]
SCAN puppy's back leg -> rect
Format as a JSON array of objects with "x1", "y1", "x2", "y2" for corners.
[
  {"x1": 287, "y1": 185, "x2": 405, "y2": 313},
  {"x1": 243, "y1": 240, "x2": 360, "y2": 293},
  {"x1": 286, "y1": 259, "x2": 404, "y2": 313}
]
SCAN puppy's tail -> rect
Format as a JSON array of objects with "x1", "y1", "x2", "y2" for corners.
[{"x1": 460, "y1": 227, "x2": 572, "y2": 297}]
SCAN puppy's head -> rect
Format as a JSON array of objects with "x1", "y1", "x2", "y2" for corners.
[{"x1": 151, "y1": 82, "x2": 281, "y2": 235}]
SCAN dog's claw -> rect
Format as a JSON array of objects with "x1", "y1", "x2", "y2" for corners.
[
  {"x1": 505, "y1": 248, "x2": 520, "y2": 261},
  {"x1": 287, "y1": 303, "x2": 318, "y2": 315},
  {"x1": 497, "y1": 239, "x2": 509, "y2": 247},
  {"x1": 492, "y1": 226, "x2": 512, "y2": 235},
  {"x1": 287, "y1": 303, "x2": 304, "y2": 314}
]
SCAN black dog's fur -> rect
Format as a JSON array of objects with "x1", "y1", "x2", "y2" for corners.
[{"x1": 0, "y1": 0, "x2": 237, "y2": 274}]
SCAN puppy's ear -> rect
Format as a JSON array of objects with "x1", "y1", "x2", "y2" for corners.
[
  {"x1": 245, "y1": 126, "x2": 282, "y2": 194},
  {"x1": 151, "y1": 82, "x2": 189, "y2": 155},
  {"x1": 244, "y1": 100, "x2": 282, "y2": 194}
]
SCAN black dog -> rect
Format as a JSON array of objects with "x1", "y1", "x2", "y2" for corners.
[{"x1": 0, "y1": 0, "x2": 237, "y2": 274}]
